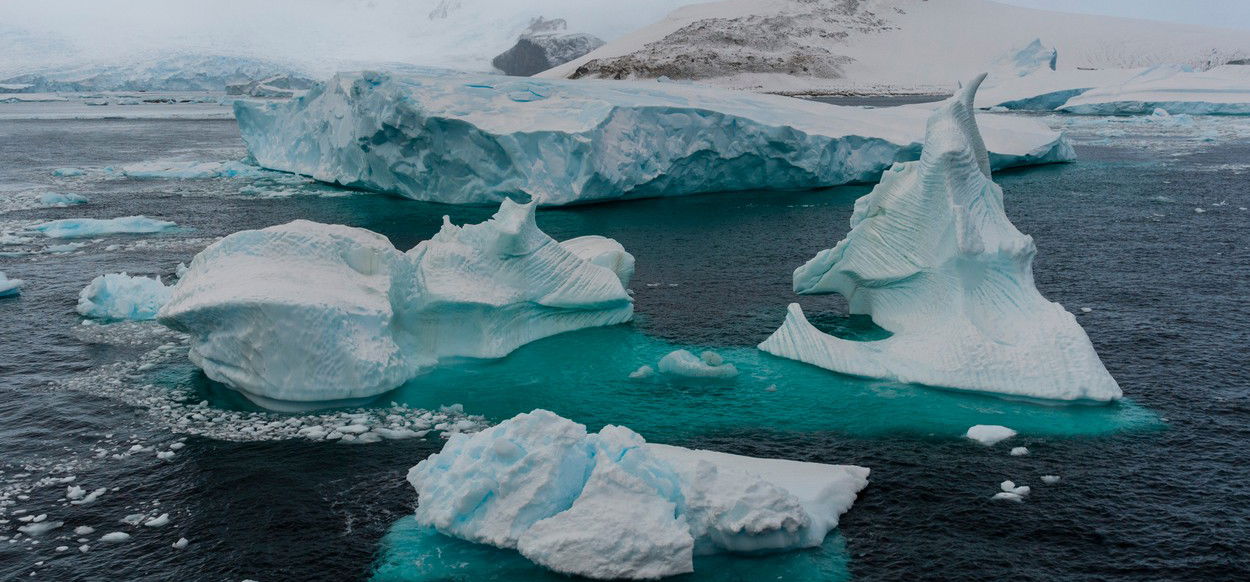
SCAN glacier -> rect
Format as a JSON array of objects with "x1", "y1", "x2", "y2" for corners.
[
  {"x1": 0, "y1": 271, "x2": 24, "y2": 297},
  {"x1": 1058, "y1": 65, "x2": 1250, "y2": 115},
  {"x1": 158, "y1": 199, "x2": 633, "y2": 410},
  {"x1": 77, "y1": 273, "x2": 172, "y2": 321},
  {"x1": 758, "y1": 74, "x2": 1122, "y2": 402},
  {"x1": 32, "y1": 216, "x2": 177, "y2": 239},
  {"x1": 235, "y1": 70, "x2": 1074, "y2": 206},
  {"x1": 407, "y1": 409, "x2": 869, "y2": 580}
]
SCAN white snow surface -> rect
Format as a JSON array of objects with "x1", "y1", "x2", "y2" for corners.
[
  {"x1": 235, "y1": 70, "x2": 1072, "y2": 206},
  {"x1": 542, "y1": 0, "x2": 1250, "y2": 95},
  {"x1": 158, "y1": 200, "x2": 633, "y2": 410},
  {"x1": 1058, "y1": 65, "x2": 1250, "y2": 115},
  {"x1": 408, "y1": 409, "x2": 869, "y2": 580},
  {"x1": 758, "y1": 75, "x2": 1121, "y2": 402},
  {"x1": 76, "y1": 273, "x2": 172, "y2": 321}
]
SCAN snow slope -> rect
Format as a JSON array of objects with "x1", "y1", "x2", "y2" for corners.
[
  {"x1": 236, "y1": 70, "x2": 1072, "y2": 206},
  {"x1": 542, "y1": 0, "x2": 1250, "y2": 94},
  {"x1": 408, "y1": 409, "x2": 869, "y2": 579},
  {"x1": 758, "y1": 75, "x2": 1121, "y2": 402}
]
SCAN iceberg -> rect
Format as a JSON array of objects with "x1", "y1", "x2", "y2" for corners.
[
  {"x1": 158, "y1": 200, "x2": 633, "y2": 410},
  {"x1": 0, "y1": 271, "x2": 24, "y2": 297},
  {"x1": 655, "y1": 349, "x2": 738, "y2": 379},
  {"x1": 235, "y1": 70, "x2": 1073, "y2": 206},
  {"x1": 38, "y1": 192, "x2": 88, "y2": 207},
  {"x1": 32, "y1": 216, "x2": 177, "y2": 239},
  {"x1": 77, "y1": 273, "x2": 172, "y2": 321},
  {"x1": 758, "y1": 75, "x2": 1122, "y2": 402},
  {"x1": 1058, "y1": 65, "x2": 1250, "y2": 115},
  {"x1": 407, "y1": 409, "x2": 869, "y2": 580}
]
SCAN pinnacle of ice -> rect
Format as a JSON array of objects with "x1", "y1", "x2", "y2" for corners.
[
  {"x1": 759, "y1": 74, "x2": 1122, "y2": 402},
  {"x1": 234, "y1": 71, "x2": 1073, "y2": 206},
  {"x1": 77, "y1": 273, "x2": 172, "y2": 321},
  {"x1": 407, "y1": 409, "x2": 869, "y2": 580},
  {"x1": 158, "y1": 199, "x2": 633, "y2": 410}
]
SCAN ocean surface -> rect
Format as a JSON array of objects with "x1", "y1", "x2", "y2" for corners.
[{"x1": 1, "y1": 98, "x2": 1248, "y2": 581}]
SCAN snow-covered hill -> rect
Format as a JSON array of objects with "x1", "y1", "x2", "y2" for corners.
[{"x1": 540, "y1": 0, "x2": 1250, "y2": 94}]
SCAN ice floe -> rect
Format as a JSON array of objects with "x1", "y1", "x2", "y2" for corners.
[
  {"x1": 32, "y1": 216, "x2": 177, "y2": 239},
  {"x1": 235, "y1": 70, "x2": 1073, "y2": 206},
  {"x1": 965, "y1": 425, "x2": 1018, "y2": 446},
  {"x1": 407, "y1": 409, "x2": 869, "y2": 579},
  {"x1": 758, "y1": 75, "x2": 1122, "y2": 402},
  {"x1": 656, "y1": 349, "x2": 739, "y2": 379},
  {"x1": 77, "y1": 273, "x2": 172, "y2": 321}
]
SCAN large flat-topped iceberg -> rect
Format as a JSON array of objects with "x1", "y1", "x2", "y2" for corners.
[
  {"x1": 1058, "y1": 65, "x2": 1250, "y2": 116},
  {"x1": 158, "y1": 200, "x2": 633, "y2": 410},
  {"x1": 407, "y1": 409, "x2": 868, "y2": 580},
  {"x1": 235, "y1": 71, "x2": 1073, "y2": 206},
  {"x1": 759, "y1": 75, "x2": 1121, "y2": 402}
]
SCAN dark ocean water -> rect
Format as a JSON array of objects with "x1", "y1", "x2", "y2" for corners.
[{"x1": 1, "y1": 107, "x2": 1248, "y2": 581}]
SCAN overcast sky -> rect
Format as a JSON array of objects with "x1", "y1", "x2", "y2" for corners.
[{"x1": 997, "y1": 0, "x2": 1250, "y2": 30}]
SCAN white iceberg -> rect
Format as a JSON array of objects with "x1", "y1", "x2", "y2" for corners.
[
  {"x1": 235, "y1": 70, "x2": 1073, "y2": 206},
  {"x1": 32, "y1": 216, "x2": 177, "y2": 239},
  {"x1": 1058, "y1": 65, "x2": 1250, "y2": 115},
  {"x1": 0, "y1": 271, "x2": 24, "y2": 297},
  {"x1": 758, "y1": 75, "x2": 1121, "y2": 402},
  {"x1": 158, "y1": 200, "x2": 633, "y2": 410},
  {"x1": 655, "y1": 349, "x2": 739, "y2": 379},
  {"x1": 407, "y1": 409, "x2": 869, "y2": 580},
  {"x1": 77, "y1": 273, "x2": 172, "y2": 321},
  {"x1": 965, "y1": 425, "x2": 1018, "y2": 446}
]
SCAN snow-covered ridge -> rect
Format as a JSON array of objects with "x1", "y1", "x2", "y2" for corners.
[
  {"x1": 408, "y1": 409, "x2": 869, "y2": 579},
  {"x1": 158, "y1": 200, "x2": 633, "y2": 410},
  {"x1": 542, "y1": 0, "x2": 1250, "y2": 94},
  {"x1": 235, "y1": 70, "x2": 1072, "y2": 206},
  {"x1": 759, "y1": 74, "x2": 1121, "y2": 401}
]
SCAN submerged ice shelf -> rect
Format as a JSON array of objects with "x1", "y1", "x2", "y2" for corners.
[
  {"x1": 406, "y1": 409, "x2": 868, "y2": 579},
  {"x1": 235, "y1": 70, "x2": 1074, "y2": 206},
  {"x1": 759, "y1": 75, "x2": 1122, "y2": 402},
  {"x1": 158, "y1": 199, "x2": 633, "y2": 410}
]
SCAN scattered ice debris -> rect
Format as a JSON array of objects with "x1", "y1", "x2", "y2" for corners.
[
  {"x1": 159, "y1": 199, "x2": 633, "y2": 410},
  {"x1": 46, "y1": 242, "x2": 88, "y2": 253},
  {"x1": 0, "y1": 271, "x2": 24, "y2": 297},
  {"x1": 655, "y1": 349, "x2": 738, "y2": 379},
  {"x1": 51, "y1": 168, "x2": 86, "y2": 177},
  {"x1": 759, "y1": 75, "x2": 1121, "y2": 402},
  {"x1": 1001, "y1": 480, "x2": 1031, "y2": 497},
  {"x1": 156, "y1": 451, "x2": 176, "y2": 460},
  {"x1": 173, "y1": 537, "x2": 189, "y2": 549},
  {"x1": 99, "y1": 532, "x2": 131, "y2": 543},
  {"x1": 38, "y1": 192, "x2": 88, "y2": 207},
  {"x1": 77, "y1": 273, "x2": 172, "y2": 321},
  {"x1": 1041, "y1": 475, "x2": 1061, "y2": 484},
  {"x1": 121, "y1": 513, "x2": 147, "y2": 526},
  {"x1": 31, "y1": 216, "x2": 177, "y2": 239},
  {"x1": 1010, "y1": 447, "x2": 1030, "y2": 456},
  {"x1": 17, "y1": 521, "x2": 63, "y2": 536},
  {"x1": 236, "y1": 70, "x2": 1072, "y2": 206},
  {"x1": 408, "y1": 409, "x2": 869, "y2": 580},
  {"x1": 70, "y1": 488, "x2": 105, "y2": 506},
  {"x1": 143, "y1": 514, "x2": 170, "y2": 527},
  {"x1": 627, "y1": 365, "x2": 655, "y2": 379},
  {"x1": 1, "y1": 233, "x2": 34, "y2": 245},
  {"x1": 965, "y1": 425, "x2": 1017, "y2": 446}
]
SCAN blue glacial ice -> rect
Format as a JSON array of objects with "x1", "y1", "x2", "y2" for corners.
[
  {"x1": 759, "y1": 75, "x2": 1122, "y2": 402},
  {"x1": 406, "y1": 409, "x2": 869, "y2": 580},
  {"x1": 158, "y1": 199, "x2": 633, "y2": 410},
  {"x1": 235, "y1": 70, "x2": 1074, "y2": 206},
  {"x1": 77, "y1": 273, "x2": 172, "y2": 320},
  {"x1": 38, "y1": 192, "x2": 88, "y2": 207},
  {"x1": 0, "y1": 271, "x2": 24, "y2": 297},
  {"x1": 32, "y1": 216, "x2": 177, "y2": 239}
]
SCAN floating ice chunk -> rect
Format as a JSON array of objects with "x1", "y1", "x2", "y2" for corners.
[
  {"x1": 156, "y1": 451, "x2": 176, "y2": 460},
  {"x1": 1040, "y1": 475, "x2": 1061, "y2": 484},
  {"x1": 1000, "y1": 481, "x2": 1030, "y2": 497},
  {"x1": 0, "y1": 233, "x2": 34, "y2": 245},
  {"x1": 656, "y1": 349, "x2": 738, "y2": 379},
  {"x1": 159, "y1": 200, "x2": 633, "y2": 410},
  {"x1": 73, "y1": 526, "x2": 95, "y2": 535},
  {"x1": 121, "y1": 159, "x2": 267, "y2": 180},
  {"x1": 32, "y1": 216, "x2": 177, "y2": 239},
  {"x1": 759, "y1": 75, "x2": 1121, "y2": 402},
  {"x1": 966, "y1": 425, "x2": 1017, "y2": 446},
  {"x1": 143, "y1": 514, "x2": 170, "y2": 527},
  {"x1": 18, "y1": 521, "x2": 62, "y2": 536},
  {"x1": 77, "y1": 273, "x2": 172, "y2": 321},
  {"x1": 172, "y1": 537, "x2": 189, "y2": 549},
  {"x1": 1010, "y1": 447, "x2": 1029, "y2": 456},
  {"x1": 0, "y1": 272, "x2": 24, "y2": 297},
  {"x1": 52, "y1": 168, "x2": 85, "y2": 177},
  {"x1": 991, "y1": 492, "x2": 1023, "y2": 502},
  {"x1": 407, "y1": 409, "x2": 868, "y2": 580},
  {"x1": 71, "y1": 489, "x2": 105, "y2": 506},
  {"x1": 627, "y1": 365, "x2": 654, "y2": 379},
  {"x1": 235, "y1": 71, "x2": 1073, "y2": 206},
  {"x1": 38, "y1": 192, "x2": 88, "y2": 207},
  {"x1": 99, "y1": 532, "x2": 131, "y2": 543}
]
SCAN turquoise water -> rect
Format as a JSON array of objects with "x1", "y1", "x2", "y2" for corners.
[{"x1": 372, "y1": 517, "x2": 851, "y2": 582}]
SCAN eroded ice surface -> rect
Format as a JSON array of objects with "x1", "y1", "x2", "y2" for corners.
[
  {"x1": 406, "y1": 409, "x2": 868, "y2": 580},
  {"x1": 158, "y1": 199, "x2": 633, "y2": 410},
  {"x1": 235, "y1": 70, "x2": 1073, "y2": 206},
  {"x1": 759, "y1": 75, "x2": 1122, "y2": 402},
  {"x1": 77, "y1": 273, "x2": 172, "y2": 321},
  {"x1": 32, "y1": 216, "x2": 177, "y2": 238}
]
